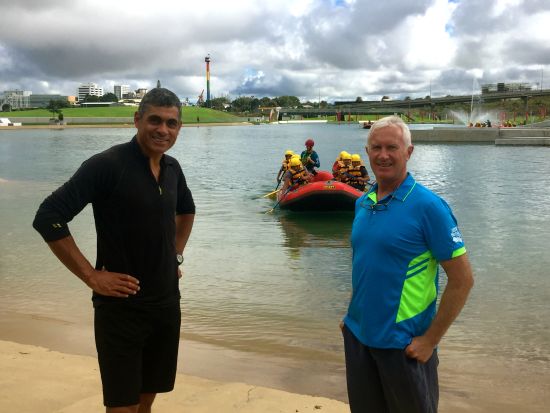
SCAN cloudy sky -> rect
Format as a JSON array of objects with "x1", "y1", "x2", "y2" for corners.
[{"x1": 1, "y1": 0, "x2": 549, "y2": 102}]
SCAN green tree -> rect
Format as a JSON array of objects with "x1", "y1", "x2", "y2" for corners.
[
  {"x1": 1, "y1": 103, "x2": 11, "y2": 112},
  {"x1": 100, "y1": 92, "x2": 119, "y2": 102},
  {"x1": 210, "y1": 96, "x2": 231, "y2": 111},
  {"x1": 231, "y1": 96, "x2": 254, "y2": 113},
  {"x1": 259, "y1": 97, "x2": 273, "y2": 107},
  {"x1": 83, "y1": 94, "x2": 100, "y2": 103},
  {"x1": 250, "y1": 97, "x2": 260, "y2": 112},
  {"x1": 46, "y1": 99, "x2": 67, "y2": 118},
  {"x1": 276, "y1": 95, "x2": 301, "y2": 108}
]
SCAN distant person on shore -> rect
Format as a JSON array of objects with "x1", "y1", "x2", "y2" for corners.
[
  {"x1": 300, "y1": 138, "x2": 320, "y2": 175},
  {"x1": 341, "y1": 116, "x2": 474, "y2": 413},
  {"x1": 33, "y1": 88, "x2": 196, "y2": 412}
]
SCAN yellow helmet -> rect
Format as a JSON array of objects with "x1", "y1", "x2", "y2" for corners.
[
  {"x1": 289, "y1": 157, "x2": 302, "y2": 167},
  {"x1": 342, "y1": 152, "x2": 352, "y2": 161},
  {"x1": 339, "y1": 151, "x2": 350, "y2": 159},
  {"x1": 351, "y1": 154, "x2": 361, "y2": 162},
  {"x1": 285, "y1": 150, "x2": 294, "y2": 156}
]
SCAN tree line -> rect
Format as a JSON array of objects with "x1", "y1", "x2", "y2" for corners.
[{"x1": 206, "y1": 95, "x2": 329, "y2": 113}]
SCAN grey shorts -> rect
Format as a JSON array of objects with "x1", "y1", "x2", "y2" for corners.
[{"x1": 343, "y1": 324, "x2": 439, "y2": 413}]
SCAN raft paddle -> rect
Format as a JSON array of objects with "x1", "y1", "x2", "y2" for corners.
[
  {"x1": 262, "y1": 171, "x2": 284, "y2": 198},
  {"x1": 262, "y1": 188, "x2": 281, "y2": 198},
  {"x1": 265, "y1": 186, "x2": 292, "y2": 214}
]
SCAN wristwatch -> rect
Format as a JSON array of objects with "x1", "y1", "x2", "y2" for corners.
[{"x1": 176, "y1": 253, "x2": 184, "y2": 265}]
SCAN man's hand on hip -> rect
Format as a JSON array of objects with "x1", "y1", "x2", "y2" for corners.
[
  {"x1": 86, "y1": 268, "x2": 140, "y2": 297},
  {"x1": 405, "y1": 335, "x2": 436, "y2": 363}
]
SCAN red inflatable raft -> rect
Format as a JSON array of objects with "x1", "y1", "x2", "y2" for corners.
[{"x1": 277, "y1": 170, "x2": 363, "y2": 211}]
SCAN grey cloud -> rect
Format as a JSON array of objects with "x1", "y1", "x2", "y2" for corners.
[
  {"x1": 232, "y1": 73, "x2": 312, "y2": 97},
  {"x1": 504, "y1": 39, "x2": 550, "y2": 66},
  {"x1": 522, "y1": 0, "x2": 550, "y2": 13},
  {"x1": 298, "y1": 0, "x2": 432, "y2": 70},
  {"x1": 0, "y1": 0, "x2": 548, "y2": 101}
]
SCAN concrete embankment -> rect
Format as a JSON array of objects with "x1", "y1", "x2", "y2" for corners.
[
  {"x1": 411, "y1": 127, "x2": 550, "y2": 146},
  {"x1": 1, "y1": 116, "x2": 250, "y2": 129},
  {"x1": 6, "y1": 116, "x2": 134, "y2": 125}
]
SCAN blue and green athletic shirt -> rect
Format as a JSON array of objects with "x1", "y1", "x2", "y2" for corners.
[{"x1": 344, "y1": 173, "x2": 466, "y2": 349}]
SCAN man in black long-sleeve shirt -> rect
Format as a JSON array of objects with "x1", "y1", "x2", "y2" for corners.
[{"x1": 33, "y1": 88, "x2": 195, "y2": 412}]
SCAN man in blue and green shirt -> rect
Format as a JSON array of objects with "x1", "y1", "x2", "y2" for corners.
[{"x1": 342, "y1": 116, "x2": 474, "y2": 413}]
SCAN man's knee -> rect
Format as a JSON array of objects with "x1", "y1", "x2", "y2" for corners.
[{"x1": 138, "y1": 393, "x2": 157, "y2": 412}]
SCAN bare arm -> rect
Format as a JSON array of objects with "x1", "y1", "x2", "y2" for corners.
[
  {"x1": 405, "y1": 253, "x2": 474, "y2": 362},
  {"x1": 47, "y1": 235, "x2": 140, "y2": 297},
  {"x1": 175, "y1": 214, "x2": 195, "y2": 278},
  {"x1": 176, "y1": 214, "x2": 195, "y2": 254}
]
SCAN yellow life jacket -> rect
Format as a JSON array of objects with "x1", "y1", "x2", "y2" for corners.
[
  {"x1": 338, "y1": 162, "x2": 354, "y2": 182},
  {"x1": 281, "y1": 158, "x2": 291, "y2": 171},
  {"x1": 290, "y1": 167, "x2": 309, "y2": 186},
  {"x1": 347, "y1": 165, "x2": 363, "y2": 178}
]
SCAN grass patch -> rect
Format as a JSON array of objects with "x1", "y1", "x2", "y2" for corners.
[{"x1": 9, "y1": 107, "x2": 243, "y2": 123}]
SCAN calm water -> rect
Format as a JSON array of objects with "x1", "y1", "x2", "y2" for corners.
[{"x1": 1, "y1": 124, "x2": 549, "y2": 376}]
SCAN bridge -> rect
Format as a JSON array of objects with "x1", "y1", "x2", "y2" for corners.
[{"x1": 276, "y1": 88, "x2": 550, "y2": 118}]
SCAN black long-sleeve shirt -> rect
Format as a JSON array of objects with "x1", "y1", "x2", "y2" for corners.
[{"x1": 33, "y1": 136, "x2": 195, "y2": 306}]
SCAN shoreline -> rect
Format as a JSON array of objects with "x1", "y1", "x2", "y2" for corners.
[
  {"x1": 0, "y1": 339, "x2": 348, "y2": 413},
  {"x1": 1, "y1": 309, "x2": 549, "y2": 412},
  {"x1": 0, "y1": 122, "x2": 252, "y2": 130}
]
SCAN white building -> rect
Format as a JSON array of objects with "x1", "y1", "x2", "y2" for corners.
[
  {"x1": 135, "y1": 88, "x2": 148, "y2": 98},
  {"x1": 77, "y1": 83, "x2": 104, "y2": 101},
  {"x1": 1, "y1": 90, "x2": 31, "y2": 110},
  {"x1": 114, "y1": 84, "x2": 130, "y2": 100}
]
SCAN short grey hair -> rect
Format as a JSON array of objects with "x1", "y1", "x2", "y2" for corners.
[
  {"x1": 138, "y1": 88, "x2": 182, "y2": 118},
  {"x1": 368, "y1": 115, "x2": 412, "y2": 147}
]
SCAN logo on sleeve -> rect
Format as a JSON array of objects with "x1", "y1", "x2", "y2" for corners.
[{"x1": 451, "y1": 227, "x2": 463, "y2": 243}]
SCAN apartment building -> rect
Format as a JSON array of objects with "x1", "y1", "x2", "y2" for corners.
[
  {"x1": 77, "y1": 82, "x2": 104, "y2": 101},
  {"x1": 114, "y1": 84, "x2": 130, "y2": 100}
]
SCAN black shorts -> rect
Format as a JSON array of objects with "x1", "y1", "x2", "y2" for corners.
[
  {"x1": 343, "y1": 324, "x2": 439, "y2": 413},
  {"x1": 94, "y1": 301, "x2": 181, "y2": 407}
]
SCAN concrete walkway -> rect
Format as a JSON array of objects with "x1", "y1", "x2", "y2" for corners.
[{"x1": 411, "y1": 127, "x2": 550, "y2": 146}]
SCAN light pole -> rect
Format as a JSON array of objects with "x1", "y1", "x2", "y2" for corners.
[
  {"x1": 524, "y1": 95, "x2": 531, "y2": 124},
  {"x1": 205, "y1": 55, "x2": 211, "y2": 108}
]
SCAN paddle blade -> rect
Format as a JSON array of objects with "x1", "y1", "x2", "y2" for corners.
[{"x1": 262, "y1": 189, "x2": 280, "y2": 199}]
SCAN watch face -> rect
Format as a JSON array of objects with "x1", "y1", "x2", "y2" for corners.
[{"x1": 176, "y1": 254, "x2": 184, "y2": 265}]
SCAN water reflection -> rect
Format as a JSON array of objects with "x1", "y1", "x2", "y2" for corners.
[{"x1": 278, "y1": 212, "x2": 353, "y2": 258}]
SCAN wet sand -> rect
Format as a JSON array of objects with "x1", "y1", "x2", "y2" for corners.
[{"x1": 0, "y1": 310, "x2": 548, "y2": 412}]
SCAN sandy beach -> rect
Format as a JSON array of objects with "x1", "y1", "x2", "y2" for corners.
[
  {"x1": 1, "y1": 311, "x2": 549, "y2": 413},
  {"x1": 0, "y1": 340, "x2": 349, "y2": 413}
]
